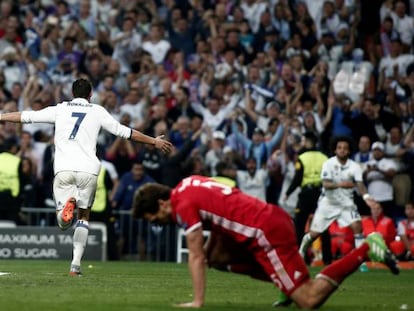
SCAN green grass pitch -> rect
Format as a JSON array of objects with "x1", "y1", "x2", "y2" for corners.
[{"x1": 0, "y1": 260, "x2": 412, "y2": 311}]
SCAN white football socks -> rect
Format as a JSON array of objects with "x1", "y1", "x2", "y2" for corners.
[
  {"x1": 299, "y1": 232, "x2": 313, "y2": 258},
  {"x1": 71, "y1": 220, "x2": 89, "y2": 267},
  {"x1": 354, "y1": 233, "x2": 364, "y2": 248}
]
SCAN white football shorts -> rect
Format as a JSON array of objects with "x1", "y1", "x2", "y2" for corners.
[
  {"x1": 53, "y1": 171, "x2": 98, "y2": 210},
  {"x1": 310, "y1": 199, "x2": 361, "y2": 233}
]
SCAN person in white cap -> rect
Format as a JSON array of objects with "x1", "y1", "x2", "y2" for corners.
[
  {"x1": 364, "y1": 141, "x2": 398, "y2": 221},
  {"x1": 205, "y1": 130, "x2": 227, "y2": 176}
]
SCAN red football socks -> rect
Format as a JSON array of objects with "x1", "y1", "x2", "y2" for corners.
[{"x1": 318, "y1": 243, "x2": 369, "y2": 285}]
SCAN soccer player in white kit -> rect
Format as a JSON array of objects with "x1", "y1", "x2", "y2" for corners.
[
  {"x1": 298, "y1": 136, "x2": 377, "y2": 259},
  {"x1": 0, "y1": 79, "x2": 172, "y2": 275}
]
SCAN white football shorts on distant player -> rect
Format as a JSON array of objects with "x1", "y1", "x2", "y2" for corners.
[
  {"x1": 53, "y1": 171, "x2": 98, "y2": 210},
  {"x1": 310, "y1": 199, "x2": 361, "y2": 233}
]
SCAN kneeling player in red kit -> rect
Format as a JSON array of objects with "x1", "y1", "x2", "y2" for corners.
[{"x1": 132, "y1": 175, "x2": 399, "y2": 308}]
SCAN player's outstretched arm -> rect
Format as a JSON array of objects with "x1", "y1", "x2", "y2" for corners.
[
  {"x1": 130, "y1": 130, "x2": 172, "y2": 154},
  {"x1": 0, "y1": 112, "x2": 23, "y2": 123}
]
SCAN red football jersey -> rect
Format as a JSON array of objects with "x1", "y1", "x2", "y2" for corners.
[{"x1": 171, "y1": 175, "x2": 286, "y2": 239}]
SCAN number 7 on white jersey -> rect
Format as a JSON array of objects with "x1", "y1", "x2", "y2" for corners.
[{"x1": 69, "y1": 112, "x2": 86, "y2": 139}]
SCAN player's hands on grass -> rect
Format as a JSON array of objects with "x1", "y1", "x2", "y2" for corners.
[
  {"x1": 154, "y1": 135, "x2": 173, "y2": 154},
  {"x1": 174, "y1": 301, "x2": 203, "y2": 308}
]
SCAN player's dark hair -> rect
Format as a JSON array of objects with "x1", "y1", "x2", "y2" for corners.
[
  {"x1": 72, "y1": 78, "x2": 92, "y2": 99},
  {"x1": 131, "y1": 183, "x2": 171, "y2": 219},
  {"x1": 331, "y1": 135, "x2": 355, "y2": 154}
]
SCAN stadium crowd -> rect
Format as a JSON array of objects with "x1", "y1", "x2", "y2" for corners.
[{"x1": 0, "y1": 0, "x2": 413, "y2": 262}]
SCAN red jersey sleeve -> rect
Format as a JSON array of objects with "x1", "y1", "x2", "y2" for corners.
[{"x1": 172, "y1": 194, "x2": 202, "y2": 234}]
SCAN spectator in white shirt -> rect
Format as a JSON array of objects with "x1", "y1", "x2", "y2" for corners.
[
  {"x1": 191, "y1": 96, "x2": 238, "y2": 131},
  {"x1": 142, "y1": 23, "x2": 171, "y2": 64},
  {"x1": 364, "y1": 141, "x2": 398, "y2": 220},
  {"x1": 378, "y1": 37, "x2": 414, "y2": 82},
  {"x1": 111, "y1": 17, "x2": 142, "y2": 75},
  {"x1": 391, "y1": 0, "x2": 414, "y2": 52},
  {"x1": 205, "y1": 130, "x2": 228, "y2": 177},
  {"x1": 119, "y1": 87, "x2": 148, "y2": 130},
  {"x1": 319, "y1": 1, "x2": 341, "y2": 39},
  {"x1": 240, "y1": 0, "x2": 268, "y2": 34},
  {"x1": 236, "y1": 156, "x2": 269, "y2": 202}
]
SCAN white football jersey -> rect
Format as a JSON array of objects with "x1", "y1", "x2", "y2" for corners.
[
  {"x1": 319, "y1": 156, "x2": 363, "y2": 207},
  {"x1": 21, "y1": 98, "x2": 132, "y2": 175}
]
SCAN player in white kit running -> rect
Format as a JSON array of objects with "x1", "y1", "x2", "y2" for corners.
[
  {"x1": 298, "y1": 136, "x2": 377, "y2": 259},
  {"x1": 0, "y1": 79, "x2": 172, "y2": 275}
]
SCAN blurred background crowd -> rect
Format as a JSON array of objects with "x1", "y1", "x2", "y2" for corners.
[{"x1": 0, "y1": 0, "x2": 413, "y2": 262}]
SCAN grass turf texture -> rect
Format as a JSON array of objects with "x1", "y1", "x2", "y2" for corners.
[{"x1": 0, "y1": 260, "x2": 412, "y2": 311}]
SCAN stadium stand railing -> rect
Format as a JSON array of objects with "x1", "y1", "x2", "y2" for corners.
[
  {"x1": 19, "y1": 207, "x2": 179, "y2": 262},
  {"x1": 176, "y1": 228, "x2": 210, "y2": 263}
]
